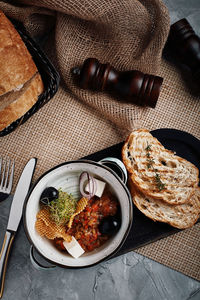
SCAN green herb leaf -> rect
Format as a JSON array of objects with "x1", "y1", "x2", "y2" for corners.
[
  {"x1": 154, "y1": 173, "x2": 165, "y2": 191},
  {"x1": 145, "y1": 143, "x2": 152, "y2": 151},
  {"x1": 48, "y1": 189, "x2": 77, "y2": 225},
  {"x1": 145, "y1": 141, "x2": 165, "y2": 191}
]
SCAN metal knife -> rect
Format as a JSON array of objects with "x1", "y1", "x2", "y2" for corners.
[{"x1": 0, "y1": 158, "x2": 37, "y2": 299}]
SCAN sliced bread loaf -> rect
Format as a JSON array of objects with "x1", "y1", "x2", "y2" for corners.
[
  {"x1": 0, "y1": 10, "x2": 44, "y2": 131},
  {"x1": 0, "y1": 10, "x2": 37, "y2": 96},
  {"x1": 0, "y1": 73, "x2": 44, "y2": 131}
]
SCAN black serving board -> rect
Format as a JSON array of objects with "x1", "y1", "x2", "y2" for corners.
[{"x1": 83, "y1": 129, "x2": 200, "y2": 256}]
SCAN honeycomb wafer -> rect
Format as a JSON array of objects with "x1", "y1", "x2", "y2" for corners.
[
  {"x1": 68, "y1": 197, "x2": 88, "y2": 228},
  {"x1": 35, "y1": 207, "x2": 72, "y2": 242}
]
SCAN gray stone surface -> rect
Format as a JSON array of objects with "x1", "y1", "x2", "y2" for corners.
[
  {"x1": 1, "y1": 196, "x2": 200, "y2": 300},
  {"x1": 164, "y1": 0, "x2": 200, "y2": 36},
  {"x1": 1, "y1": 1, "x2": 200, "y2": 299}
]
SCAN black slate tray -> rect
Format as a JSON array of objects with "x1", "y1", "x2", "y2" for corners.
[{"x1": 83, "y1": 128, "x2": 200, "y2": 256}]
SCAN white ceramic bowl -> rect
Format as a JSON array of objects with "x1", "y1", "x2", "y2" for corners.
[{"x1": 23, "y1": 159, "x2": 133, "y2": 268}]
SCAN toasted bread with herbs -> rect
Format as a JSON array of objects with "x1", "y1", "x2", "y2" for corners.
[
  {"x1": 129, "y1": 180, "x2": 200, "y2": 229},
  {"x1": 122, "y1": 129, "x2": 199, "y2": 205}
]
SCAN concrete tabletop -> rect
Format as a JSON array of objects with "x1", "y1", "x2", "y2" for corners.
[
  {"x1": 0, "y1": 1, "x2": 200, "y2": 299},
  {"x1": 0, "y1": 195, "x2": 200, "y2": 300}
]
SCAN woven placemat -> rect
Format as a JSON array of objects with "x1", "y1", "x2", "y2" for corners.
[{"x1": 0, "y1": 58, "x2": 200, "y2": 280}]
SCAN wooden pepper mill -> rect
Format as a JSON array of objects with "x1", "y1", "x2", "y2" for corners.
[
  {"x1": 168, "y1": 18, "x2": 200, "y2": 81},
  {"x1": 72, "y1": 58, "x2": 163, "y2": 108}
]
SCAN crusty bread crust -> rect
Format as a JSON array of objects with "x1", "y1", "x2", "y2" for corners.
[
  {"x1": 129, "y1": 179, "x2": 200, "y2": 229},
  {"x1": 0, "y1": 76, "x2": 34, "y2": 111},
  {"x1": 122, "y1": 129, "x2": 199, "y2": 205},
  {"x1": 0, "y1": 73, "x2": 44, "y2": 131},
  {"x1": 0, "y1": 10, "x2": 37, "y2": 96}
]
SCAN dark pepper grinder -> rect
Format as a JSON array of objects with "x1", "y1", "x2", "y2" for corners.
[
  {"x1": 168, "y1": 18, "x2": 200, "y2": 81},
  {"x1": 72, "y1": 58, "x2": 163, "y2": 108}
]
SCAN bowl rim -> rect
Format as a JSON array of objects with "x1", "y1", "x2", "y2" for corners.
[{"x1": 23, "y1": 159, "x2": 133, "y2": 268}]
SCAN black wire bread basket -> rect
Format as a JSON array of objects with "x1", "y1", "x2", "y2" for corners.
[{"x1": 0, "y1": 18, "x2": 60, "y2": 137}]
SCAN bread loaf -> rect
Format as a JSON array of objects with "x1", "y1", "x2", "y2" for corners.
[
  {"x1": 0, "y1": 10, "x2": 44, "y2": 131},
  {"x1": 122, "y1": 129, "x2": 199, "y2": 205}
]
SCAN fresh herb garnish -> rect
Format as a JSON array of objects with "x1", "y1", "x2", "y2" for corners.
[
  {"x1": 146, "y1": 152, "x2": 151, "y2": 158},
  {"x1": 145, "y1": 143, "x2": 154, "y2": 169},
  {"x1": 155, "y1": 173, "x2": 166, "y2": 191},
  {"x1": 48, "y1": 189, "x2": 77, "y2": 225},
  {"x1": 145, "y1": 142, "x2": 165, "y2": 191},
  {"x1": 147, "y1": 158, "x2": 155, "y2": 169},
  {"x1": 145, "y1": 143, "x2": 152, "y2": 151}
]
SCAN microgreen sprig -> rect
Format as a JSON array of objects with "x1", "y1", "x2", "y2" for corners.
[{"x1": 48, "y1": 189, "x2": 77, "y2": 225}]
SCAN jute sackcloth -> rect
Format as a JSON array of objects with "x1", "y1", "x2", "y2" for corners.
[
  {"x1": 0, "y1": 0, "x2": 170, "y2": 129},
  {"x1": 0, "y1": 0, "x2": 200, "y2": 280}
]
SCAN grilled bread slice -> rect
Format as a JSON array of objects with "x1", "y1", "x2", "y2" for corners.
[
  {"x1": 129, "y1": 180, "x2": 200, "y2": 229},
  {"x1": 122, "y1": 129, "x2": 199, "y2": 205}
]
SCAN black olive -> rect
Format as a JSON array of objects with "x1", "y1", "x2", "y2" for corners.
[
  {"x1": 99, "y1": 216, "x2": 121, "y2": 235},
  {"x1": 40, "y1": 187, "x2": 59, "y2": 205}
]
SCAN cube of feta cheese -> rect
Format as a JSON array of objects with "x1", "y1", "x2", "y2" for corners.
[
  {"x1": 63, "y1": 236, "x2": 85, "y2": 258},
  {"x1": 85, "y1": 178, "x2": 106, "y2": 198}
]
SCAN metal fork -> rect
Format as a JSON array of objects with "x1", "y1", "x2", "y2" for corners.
[{"x1": 0, "y1": 157, "x2": 15, "y2": 202}]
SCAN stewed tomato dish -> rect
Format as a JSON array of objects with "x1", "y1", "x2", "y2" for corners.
[{"x1": 55, "y1": 191, "x2": 119, "y2": 252}]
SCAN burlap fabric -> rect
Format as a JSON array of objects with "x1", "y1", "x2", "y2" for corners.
[
  {"x1": 0, "y1": 0, "x2": 200, "y2": 280},
  {"x1": 1, "y1": 0, "x2": 170, "y2": 129}
]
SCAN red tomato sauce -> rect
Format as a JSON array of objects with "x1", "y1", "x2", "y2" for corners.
[{"x1": 54, "y1": 191, "x2": 118, "y2": 252}]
